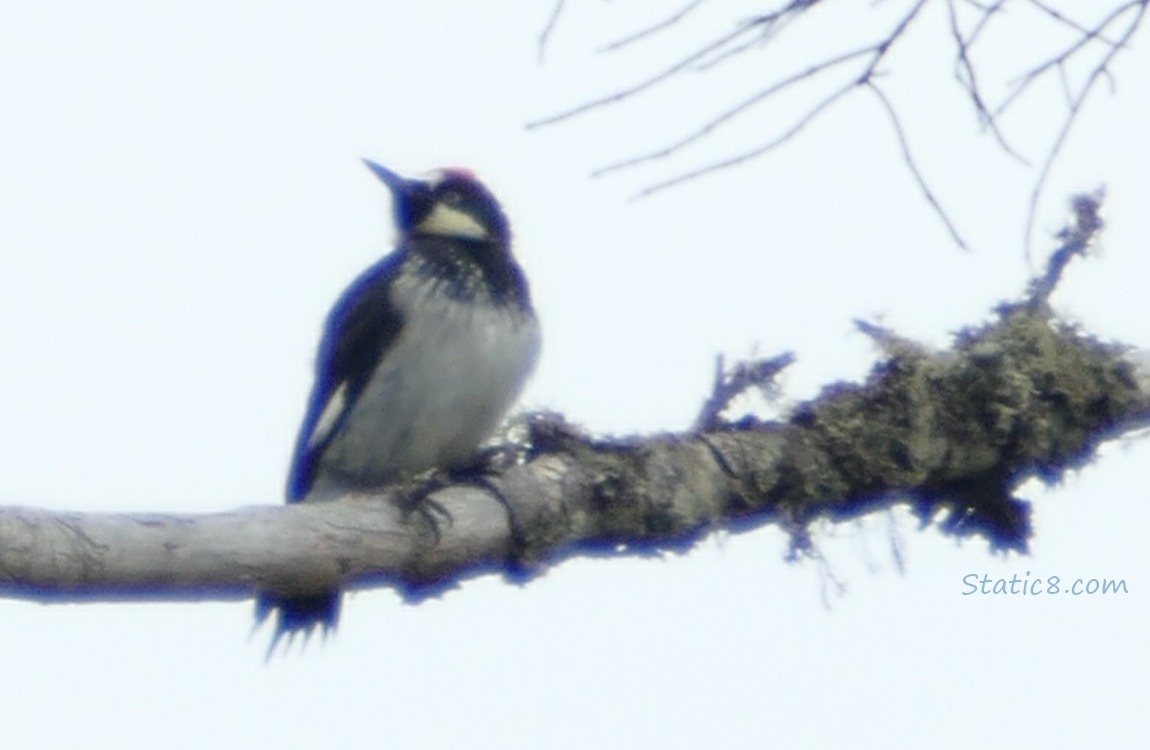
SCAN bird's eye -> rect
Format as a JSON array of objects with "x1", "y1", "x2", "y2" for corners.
[{"x1": 441, "y1": 190, "x2": 463, "y2": 206}]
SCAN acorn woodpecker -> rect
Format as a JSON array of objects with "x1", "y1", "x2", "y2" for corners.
[{"x1": 257, "y1": 161, "x2": 540, "y2": 647}]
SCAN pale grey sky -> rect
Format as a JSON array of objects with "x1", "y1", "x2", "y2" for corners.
[{"x1": 0, "y1": 2, "x2": 1146, "y2": 747}]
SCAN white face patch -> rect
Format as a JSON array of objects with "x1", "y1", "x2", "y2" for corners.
[
  {"x1": 308, "y1": 382, "x2": 348, "y2": 450},
  {"x1": 416, "y1": 202, "x2": 490, "y2": 240}
]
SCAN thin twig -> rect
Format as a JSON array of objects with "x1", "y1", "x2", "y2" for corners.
[
  {"x1": 692, "y1": 1, "x2": 819, "y2": 72},
  {"x1": 538, "y1": 0, "x2": 567, "y2": 63},
  {"x1": 741, "y1": 0, "x2": 824, "y2": 28},
  {"x1": 638, "y1": 0, "x2": 930, "y2": 175},
  {"x1": 629, "y1": 76, "x2": 858, "y2": 198},
  {"x1": 627, "y1": 0, "x2": 938, "y2": 203},
  {"x1": 533, "y1": 0, "x2": 1145, "y2": 255},
  {"x1": 694, "y1": 352, "x2": 795, "y2": 432},
  {"x1": 1026, "y1": 188, "x2": 1105, "y2": 306},
  {"x1": 993, "y1": 1, "x2": 1132, "y2": 120},
  {"x1": 945, "y1": 0, "x2": 1028, "y2": 163},
  {"x1": 598, "y1": 0, "x2": 708, "y2": 53},
  {"x1": 691, "y1": 24, "x2": 776, "y2": 72},
  {"x1": 527, "y1": 23, "x2": 761, "y2": 129},
  {"x1": 593, "y1": 45, "x2": 875, "y2": 176},
  {"x1": 962, "y1": 0, "x2": 1008, "y2": 48},
  {"x1": 867, "y1": 82, "x2": 970, "y2": 250},
  {"x1": 1026, "y1": 0, "x2": 1120, "y2": 44},
  {"x1": 1022, "y1": 1, "x2": 1146, "y2": 257},
  {"x1": 528, "y1": 0, "x2": 825, "y2": 129}
]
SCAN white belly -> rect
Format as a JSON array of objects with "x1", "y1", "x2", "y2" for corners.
[{"x1": 318, "y1": 292, "x2": 540, "y2": 489}]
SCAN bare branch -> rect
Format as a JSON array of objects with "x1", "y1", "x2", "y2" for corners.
[
  {"x1": 627, "y1": 1, "x2": 940, "y2": 204},
  {"x1": 1025, "y1": 187, "x2": 1105, "y2": 306},
  {"x1": 1021, "y1": 1, "x2": 1146, "y2": 255},
  {"x1": 961, "y1": 0, "x2": 1008, "y2": 47},
  {"x1": 741, "y1": 0, "x2": 824, "y2": 28},
  {"x1": 866, "y1": 82, "x2": 970, "y2": 250},
  {"x1": 945, "y1": 0, "x2": 1028, "y2": 163},
  {"x1": 593, "y1": 45, "x2": 875, "y2": 176},
  {"x1": 1025, "y1": 0, "x2": 1121, "y2": 43},
  {"x1": 692, "y1": 1, "x2": 822, "y2": 72},
  {"x1": 690, "y1": 26, "x2": 773, "y2": 73},
  {"x1": 532, "y1": 0, "x2": 1147, "y2": 252},
  {"x1": 992, "y1": 2, "x2": 1132, "y2": 120},
  {"x1": 694, "y1": 352, "x2": 795, "y2": 432},
  {"x1": 628, "y1": 75, "x2": 856, "y2": 198},
  {"x1": 598, "y1": 0, "x2": 973, "y2": 248},
  {"x1": 4, "y1": 243, "x2": 1147, "y2": 604},
  {"x1": 527, "y1": 22, "x2": 761, "y2": 129},
  {"x1": 538, "y1": 0, "x2": 567, "y2": 63},
  {"x1": 534, "y1": 0, "x2": 924, "y2": 168},
  {"x1": 598, "y1": 0, "x2": 709, "y2": 53},
  {"x1": 1, "y1": 204, "x2": 1145, "y2": 606},
  {"x1": 527, "y1": 0, "x2": 827, "y2": 129}
]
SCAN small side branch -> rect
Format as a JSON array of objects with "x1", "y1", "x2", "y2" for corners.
[
  {"x1": 532, "y1": 0, "x2": 1147, "y2": 251},
  {"x1": 538, "y1": 0, "x2": 568, "y2": 63},
  {"x1": 1016, "y1": 1, "x2": 1146, "y2": 254},
  {"x1": 598, "y1": 0, "x2": 708, "y2": 53},
  {"x1": 1025, "y1": 188, "x2": 1105, "y2": 306},
  {"x1": 945, "y1": 0, "x2": 1027, "y2": 162},
  {"x1": 1, "y1": 194, "x2": 1145, "y2": 605},
  {"x1": 866, "y1": 82, "x2": 969, "y2": 250},
  {"x1": 694, "y1": 352, "x2": 795, "y2": 432}
]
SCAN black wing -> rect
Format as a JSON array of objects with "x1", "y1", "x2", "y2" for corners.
[{"x1": 285, "y1": 250, "x2": 407, "y2": 502}]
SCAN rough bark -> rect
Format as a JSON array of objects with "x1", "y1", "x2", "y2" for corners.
[{"x1": 2, "y1": 295, "x2": 1147, "y2": 606}]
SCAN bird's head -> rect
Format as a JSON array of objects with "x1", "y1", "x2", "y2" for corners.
[{"x1": 363, "y1": 160, "x2": 509, "y2": 246}]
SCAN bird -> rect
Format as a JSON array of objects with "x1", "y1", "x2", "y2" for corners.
[{"x1": 256, "y1": 160, "x2": 541, "y2": 649}]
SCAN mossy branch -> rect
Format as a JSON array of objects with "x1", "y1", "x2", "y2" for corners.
[{"x1": 1, "y1": 193, "x2": 1145, "y2": 605}]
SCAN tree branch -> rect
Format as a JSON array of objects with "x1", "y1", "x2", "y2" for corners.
[
  {"x1": 866, "y1": 81, "x2": 970, "y2": 249},
  {"x1": 538, "y1": 0, "x2": 568, "y2": 63},
  {"x1": 1016, "y1": 1, "x2": 1146, "y2": 255},
  {"x1": 598, "y1": 0, "x2": 708, "y2": 53},
  {"x1": 945, "y1": 0, "x2": 1027, "y2": 163},
  {"x1": 531, "y1": 0, "x2": 1148, "y2": 249},
  {"x1": 2, "y1": 196, "x2": 1146, "y2": 605}
]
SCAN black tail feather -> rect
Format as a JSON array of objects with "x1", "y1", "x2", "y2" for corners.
[{"x1": 255, "y1": 590, "x2": 342, "y2": 657}]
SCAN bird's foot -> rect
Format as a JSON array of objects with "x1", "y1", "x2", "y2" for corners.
[
  {"x1": 393, "y1": 474, "x2": 455, "y2": 544},
  {"x1": 393, "y1": 448, "x2": 518, "y2": 544}
]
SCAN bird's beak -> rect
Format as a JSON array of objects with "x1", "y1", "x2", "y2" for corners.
[{"x1": 362, "y1": 159, "x2": 406, "y2": 194}]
